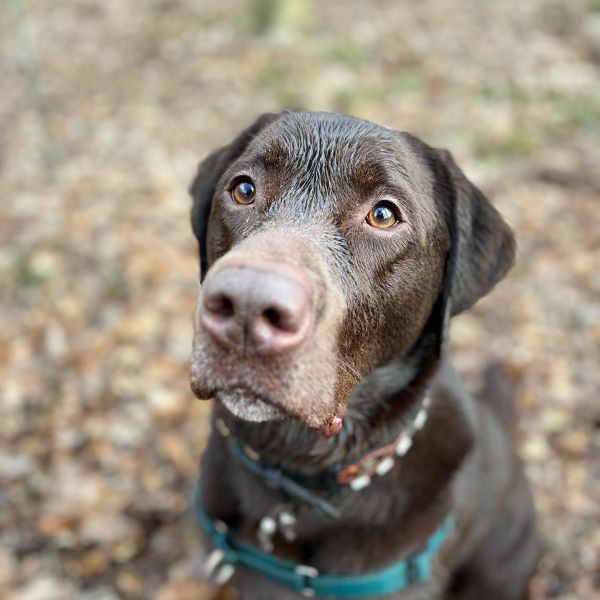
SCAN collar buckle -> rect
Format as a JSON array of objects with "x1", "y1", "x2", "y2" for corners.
[
  {"x1": 204, "y1": 548, "x2": 236, "y2": 585},
  {"x1": 294, "y1": 564, "x2": 319, "y2": 597}
]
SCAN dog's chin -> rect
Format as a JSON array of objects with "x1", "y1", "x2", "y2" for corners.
[{"x1": 217, "y1": 389, "x2": 287, "y2": 423}]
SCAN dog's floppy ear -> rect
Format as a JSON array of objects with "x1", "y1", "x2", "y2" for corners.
[
  {"x1": 436, "y1": 148, "x2": 516, "y2": 315},
  {"x1": 190, "y1": 112, "x2": 280, "y2": 280}
]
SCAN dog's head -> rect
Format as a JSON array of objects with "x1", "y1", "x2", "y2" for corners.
[{"x1": 189, "y1": 111, "x2": 515, "y2": 435}]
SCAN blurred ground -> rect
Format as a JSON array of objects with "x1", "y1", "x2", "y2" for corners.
[{"x1": 1, "y1": 1, "x2": 599, "y2": 598}]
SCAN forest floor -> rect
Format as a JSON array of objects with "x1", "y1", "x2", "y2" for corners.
[{"x1": 1, "y1": 1, "x2": 599, "y2": 598}]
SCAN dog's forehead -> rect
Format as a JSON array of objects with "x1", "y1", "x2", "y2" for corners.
[
  {"x1": 250, "y1": 113, "x2": 431, "y2": 194},
  {"x1": 266, "y1": 113, "x2": 390, "y2": 154},
  {"x1": 257, "y1": 113, "x2": 393, "y2": 170}
]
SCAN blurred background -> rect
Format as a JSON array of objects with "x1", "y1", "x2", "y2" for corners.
[{"x1": 1, "y1": 1, "x2": 599, "y2": 598}]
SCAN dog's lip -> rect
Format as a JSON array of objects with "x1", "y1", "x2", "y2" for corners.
[
  {"x1": 211, "y1": 384, "x2": 342, "y2": 433},
  {"x1": 214, "y1": 386, "x2": 287, "y2": 422}
]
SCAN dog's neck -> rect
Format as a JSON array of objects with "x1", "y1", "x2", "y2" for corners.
[
  {"x1": 215, "y1": 348, "x2": 441, "y2": 474},
  {"x1": 205, "y1": 353, "x2": 475, "y2": 569}
]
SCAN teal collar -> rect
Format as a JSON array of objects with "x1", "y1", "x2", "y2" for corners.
[{"x1": 195, "y1": 496, "x2": 454, "y2": 598}]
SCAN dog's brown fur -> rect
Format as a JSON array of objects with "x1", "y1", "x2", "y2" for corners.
[{"x1": 190, "y1": 111, "x2": 539, "y2": 599}]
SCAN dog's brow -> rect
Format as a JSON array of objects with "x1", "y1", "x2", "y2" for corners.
[
  {"x1": 261, "y1": 141, "x2": 288, "y2": 170},
  {"x1": 350, "y1": 162, "x2": 388, "y2": 196}
]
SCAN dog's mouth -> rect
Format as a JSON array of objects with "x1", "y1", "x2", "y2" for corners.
[
  {"x1": 216, "y1": 387, "x2": 286, "y2": 423},
  {"x1": 190, "y1": 344, "x2": 345, "y2": 435},
  {"x1": 207, "y1": 384, "x2": 344, "y2": 437}
]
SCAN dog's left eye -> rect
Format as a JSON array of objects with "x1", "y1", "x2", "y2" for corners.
[
  {"x1": 231, "y1": 178, "x2": 256, "y2": 205},
  {"x1": 366, "y1": 203, "x2": 399, "y2": 229}
]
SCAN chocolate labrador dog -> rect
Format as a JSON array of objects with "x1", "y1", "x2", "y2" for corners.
[{"x1": 189, "y1": 111, "x2": 539, "y2": 599}]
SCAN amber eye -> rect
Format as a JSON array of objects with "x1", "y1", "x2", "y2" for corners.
[
  {"x1": 366, "y1": 203, "x2": 399, "y2": 229},
  {"x1": 231, "y1": 178, "x2": 256, "y2": 205}
]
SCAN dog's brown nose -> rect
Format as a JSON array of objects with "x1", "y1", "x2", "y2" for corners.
[{"x1": 200, "y1": 263, "x2": 313, "y2": 356}]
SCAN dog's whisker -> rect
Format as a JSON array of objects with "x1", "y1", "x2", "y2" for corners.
[{"x1": 336, "y1": 357, "x2": 362, "y2": 384}]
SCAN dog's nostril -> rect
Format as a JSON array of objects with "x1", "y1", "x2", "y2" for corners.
[
  {"x1": 206, "y1": 293, "x2": 234, "y2": 318},
  {"x1": 263, "y1": 307, "x2": 286, "y2": 330}
]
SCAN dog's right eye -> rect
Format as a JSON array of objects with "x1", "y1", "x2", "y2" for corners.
[
  {"x1": 231, "y1": 178, "x2": 256, "y2": 205},
  {"x1": 366, "y1": 202, "x2": 399, "y2": 229}
]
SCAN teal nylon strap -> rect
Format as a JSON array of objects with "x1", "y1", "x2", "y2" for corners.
[{"x1": 196, "y1": 500, "x2": 454, "y2": 598}]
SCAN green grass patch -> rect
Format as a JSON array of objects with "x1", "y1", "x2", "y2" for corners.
[
  {"x1": 328, "y1": 41, "x2": 372, "y2": 69},
  {"x1": 258, "y1": 63, "x2": 289, "y2": 90},
  {"x1": 479, "y1": 83, "x2": 531, "y2": 105},
  {"x1": 549, "y1": 91, "x2": 600, "y2": 129},
  {"x1": 15, "y1": 252, "x2": 51, "y2": 287},
  {"x1": 332, "y1": 87, "x2": 373, "y2": 113},
  {"x1": 472, "y1": 129, "x2": 537, "y2": 160},
  {"x1": 104, "y1": 269, "x2": 130, "y2": 302},
  {"x1": 389, "y1": 69, "x2": 426, "y2": 95},
  {"x1": 242, "y1": 0, "x2": 314, "y2": 35}
]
